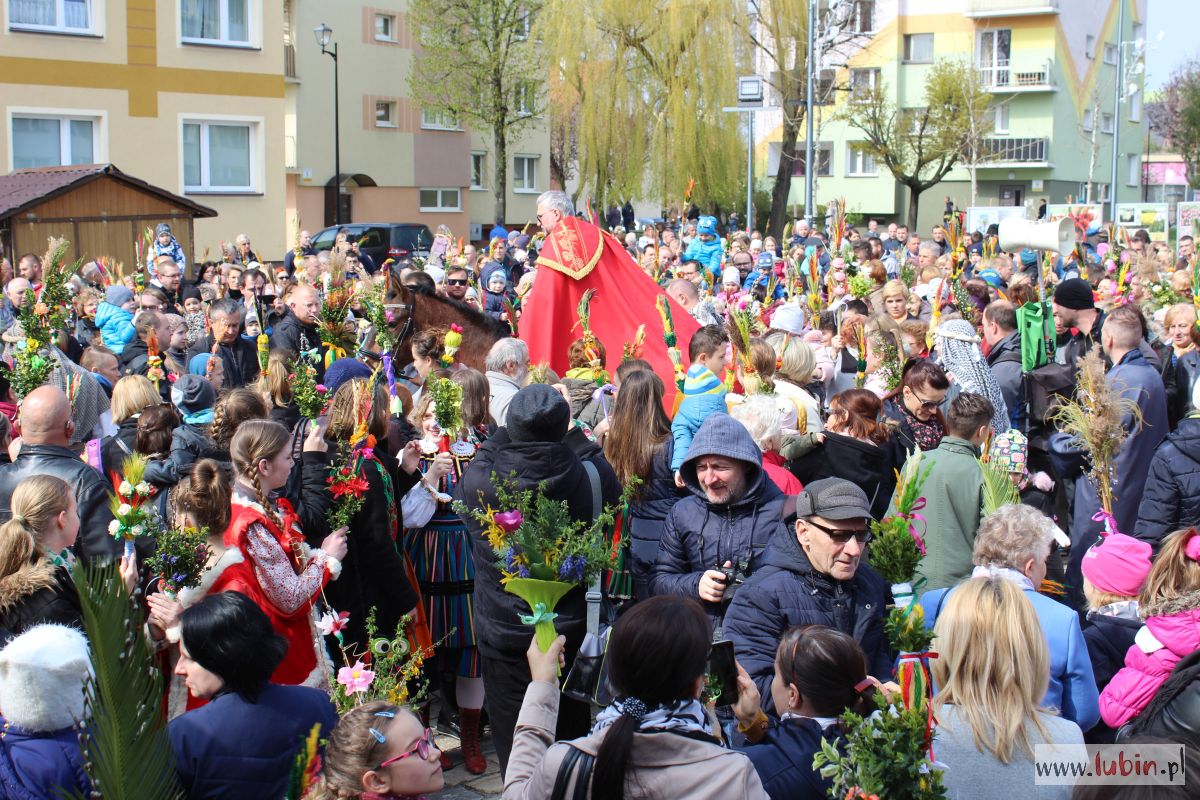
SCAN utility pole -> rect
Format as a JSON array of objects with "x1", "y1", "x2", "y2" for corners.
[
  {"x1": 804, "y1": 0, "x2": 816, "y2": 225},
  {"x1": 1108, "y1": 0, "x2": 1125, "y2": 224}
]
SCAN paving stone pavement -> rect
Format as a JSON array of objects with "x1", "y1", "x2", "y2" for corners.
[{"x1": 432, "y1": 728, "x2": 503, "y2": 800}]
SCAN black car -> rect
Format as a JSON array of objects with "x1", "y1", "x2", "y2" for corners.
[{"x1": 311, "y1": 223, "x2": 433, "y2": 270}]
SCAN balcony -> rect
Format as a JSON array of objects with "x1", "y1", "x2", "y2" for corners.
[
  {"x1": 965, "y1": 0, "x2": 1059, "y2": 17},
  {"x1": 977, "y1": 58, "x2": 1055, "y2": 91},
  {"x1": 284, "y1": 42, "x2": 297, "y2": 79},
  {"x1": 979, "y1": 137, "x2": 1050, "y2": 166}
]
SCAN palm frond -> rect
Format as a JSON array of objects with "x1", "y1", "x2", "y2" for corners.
[
  {"x1": 979, "y1": 456, "x2": 1020, "y2": 516},
  {"x1": 67, "y1": 561, "x2": 184, "y2": 800}
]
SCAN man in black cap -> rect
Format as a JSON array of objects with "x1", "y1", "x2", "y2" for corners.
[
  {"x1": 453, "y1": 383, "x2": 620, "y2": 774},
  {"x1": 724, "y1": 477, "x2": 890, "y2": 711},
  {"x1": 1052, "y1": 277, "x2": 1103, "y2": 371}
]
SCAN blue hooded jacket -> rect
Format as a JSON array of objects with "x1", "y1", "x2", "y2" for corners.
[
  {"x1": 682, "y1": 237, "x2": 725, "y2": 280},
  {"x1": 651, "y1": 413, "x2": 786, "y2": 630},
  {"x1": 94, "y1": 301, "x2": 136, "y2": 355}
]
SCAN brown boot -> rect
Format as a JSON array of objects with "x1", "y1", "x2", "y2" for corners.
[
  {"x1": 419, "y1": 704, "x2": 453, "y2": 770},
  {"x1": 459, "y1": 707, "x2": 487, "y2": 774}
]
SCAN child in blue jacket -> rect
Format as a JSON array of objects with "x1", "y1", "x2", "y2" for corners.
[
  {"x1": 681, "y1": 215, "x2": 724, "y2": 282},
  {"x1": 94, "y1": 285, "x2": 137, "y2": 355},
  {"x1": 671, "y1": 324, "x2": 730, "y2": 473},
  {"x1": 147, "y1": 223, "x2": 186, "y2": 274}
]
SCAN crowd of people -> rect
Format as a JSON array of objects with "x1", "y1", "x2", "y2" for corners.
[{"x1": 0, "y1": 191, "x2": 1198, "y2": 799}]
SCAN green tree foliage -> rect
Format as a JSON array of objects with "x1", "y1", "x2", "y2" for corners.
[
  {"x1": 541, "y1": 0, "x2": 744, "y2": 211},
  {"x1": 839, "y1": 59, "x2": 990, "y2": 228},
  {"x1": 408, "y1": 0, "x2": 546, "y2": 223},
  {"x1": 1158, "y1": 61, "x2": 1200, "y2": 190}
]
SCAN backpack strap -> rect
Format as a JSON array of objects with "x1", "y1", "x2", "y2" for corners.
[
  {"x1": 550, "y1": 745, "x2": 595, "y2": 800},
  {"x1": 582, "y1": 460, "x2": 603, "y2": 637}
]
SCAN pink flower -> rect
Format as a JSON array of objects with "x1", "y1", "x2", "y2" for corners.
[
  {"x1": 834, "y1": 286, "x2": 846, "y2": 297},
  {"x1": 494, "y1": 510, "x2": 524, "y2": 533},
  {"x1": 337, "y1": 660, "x2": 375, "y2": 694},
  {"x1": 833, "y1": 270, "x2": 846, "y2": 282},
  {"x1": 315, "y1": 384, "x2": 328, "y2": 394},
  {"x1": 318, "y1": 610, "x2": 350, "y2": 637}
]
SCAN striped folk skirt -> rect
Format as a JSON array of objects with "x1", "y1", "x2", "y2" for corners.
[{"x1": 402, "y1": 511, "x2": 480, "y2": 678}]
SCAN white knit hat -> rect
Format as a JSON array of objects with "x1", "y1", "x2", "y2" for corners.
[
  {"x1": 0, "y1": 624, "x2": 91, "y2": 732},
  {"x1": 722, "y1": 266, "x2": 741, "y2": 286},
  {"x1": 770, "y1": 303, "x2": 807, "y2": 335}
]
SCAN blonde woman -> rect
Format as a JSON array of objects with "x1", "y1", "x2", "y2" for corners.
[
  {"x1": 766, "y1": 333, "x2": 822, "y2": 435},
  {"x1": 932, "y1": 577, "x2": 1083, "y2": 799},
  {"x1": 1156, "y1": 303, "x2": 1200, "y2": 422},
  {"x1": 99, "y1": 375, "x2": 162, "y2": 477},
  {"x1": 872, "y1": 279, "x2": 913, "y2": 335}
]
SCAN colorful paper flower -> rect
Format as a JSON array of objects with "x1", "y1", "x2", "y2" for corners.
[{"x1": 337, "y1": 661, "x2": 375, "y2": 695}]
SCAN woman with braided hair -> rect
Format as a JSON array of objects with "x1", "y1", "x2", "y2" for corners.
[
  {"x1": 225, "y1": 419, "x2": 348, "y2": 689},
  {"x1": 934, "y1": 318, "x2": 1010, "y2": 433}
]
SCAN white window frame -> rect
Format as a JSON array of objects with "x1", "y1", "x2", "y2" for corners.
[
  {"x1": 1082, "y1": 108, "x2": 1094, "y2": 131},
  {"x1": 514, "y1": 82, "x2": 535, "y2": 117},
  {"x1": 374, "y1": 12, "x2": 396, "y2": 42},
  {"x1": 1085, "y1": 34, "x2": 1095, "y2": 59},
  {"x1": 1103, "y1": 43, "x2": 1117, "y2": 65},
  {"x1": 7, "y1": 0, "x2": 98, "y2": 36},
  {"x1": 1100, "y1": 112, "x2": 1114, "y2": 134},
  {"x1": 993, "y1": 102, "x2": 1010, "y2": 134},
  {"x1": 179, "y1": 114, "x2": 262, "y2": 194},
  {"x1": 470, "y1": 151, "x2": 486, "y2": 191},
  {"x1": 513, "y1": 154, "x2": 539, "y2": 192},
  {"x1": 420, "y1": 108, "x2": 460, "y2": 131},
  {"x1": 180, "y1": 0, "x2": 257, "y2": 49},
  {"x1": 796, "y1": 142, "x2": 833, "y2": 177},
  {"x1": 375, "y1": 100, "x2": 396, "y2": 128},
  {"x1": 7, "y1": 107, "x2": 106, "y2": 171},
  {"x1": 1129, "y1": 88, "x2": 1142, "y2": 122},
  {"x1": 851, "y1": 0, "x2": 874, "y2": 34},
  {"x1": 1127, "y1": 153, "x2": 1140, "y2": 187},
  {"x1": 513, "y1": 7, "x2": 531, "y2": 40},
  {"x1": 848, "y1": 67, "x2": 879, "y2": 99},
  {"x1": 902, "y1": 33, "x2": 933, "y2": 64},
  {"x1": 418, "y1": 187, "x2": 461, "y2": 212},
  {"x1": 846, "y1": 144, "x2": 877, "y2": 177}
]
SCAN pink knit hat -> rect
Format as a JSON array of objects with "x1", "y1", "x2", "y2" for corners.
[{"x1": 1081, "y1": 533, "x2": 1152, "y2": 597}]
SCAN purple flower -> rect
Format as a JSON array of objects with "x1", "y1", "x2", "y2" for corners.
[
  {"x1": 558, "y1": 555, "x2": 586, "y2": 583},
  {"x1": 494, "y1": 510, "x2": 524, "y2": 534}
]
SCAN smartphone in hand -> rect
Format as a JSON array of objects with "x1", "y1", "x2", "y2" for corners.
[{"x1": 706, "y1": 640, "x2": 739, "y2": 707}]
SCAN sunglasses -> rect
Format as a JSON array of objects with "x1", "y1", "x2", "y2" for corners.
[
  {"x1": 805, "y1": 518, "x2": 873, "y2": 546},
  {"x1": 447, "y1": 278, "x2": 469, "y2": 286},
  {"x1": 907, "y1": 387, "x2": 943, "y2": 412}
]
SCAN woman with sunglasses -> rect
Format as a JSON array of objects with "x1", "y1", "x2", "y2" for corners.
[
  {"x1": 168, "y1": 591, "x2": 339, "y2": 799},
  {"x1": 882, "y1": 358, "x2": 950, "y2": 455},
  {"x1": 308, "y1": 700, "x2": 444, "y2": 799}
]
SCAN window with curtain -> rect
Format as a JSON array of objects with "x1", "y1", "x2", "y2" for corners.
[
  {"x1": 9, "y1": 0, "x2": 92, "y2": 33},
  {"x1": 182, "y1": 119, "x2": 255, "y2": 191},
  {"x1": 12, "y1": 115, "x2": 95, "y2": 168},
  {"x1": 182, "y1": 0, "x2": 251, "y2": 45},
  {"x1": 513, "y1": 155, "x2": 538, "y2": 191}
]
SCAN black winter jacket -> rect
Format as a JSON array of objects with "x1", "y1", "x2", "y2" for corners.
[
  {"x1": 0, "y1": 445, "x2": 130, "y2": 563},
  {"x1": 628, "y1": 439, "x2": 686, "y2": 601},
  {"x1": 787, "y1": 431, "x2": 901, "y2": 520},
  {"x1": 1135, "y1": 416, "x2": 1200, "y2": 549},
  {"x1": 99, "y1": 417, "x2": 138, "y2": 479},
  {"x1": 270, "y1": 311, "x2": 325, "y2": 380},
  {"x1": 0, "y1": 561, "x2": 82, "y2": 636},
  {"x1": 453, "y1": 427, "x2": 620, "y2": 656},
  {"x1": 187, "y1": 333, "x2": 261, "y2": 388},
  {"x1": 724, "y1": 525, "x2": 890, "y2": 713}
]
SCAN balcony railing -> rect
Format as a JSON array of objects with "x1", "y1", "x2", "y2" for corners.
[
  {"x1": 965, "y1": 0, "x2": 1059, "y2": 16},
  {"x1": 983, "y1": 137, "x2": 1049, "y2": 163},
  {"x1": 284, "y1": 42, "x2": 297, "y2": 79},
  {"x1": 977, "y1": 58, "x2": 1053, "y2": 89}
]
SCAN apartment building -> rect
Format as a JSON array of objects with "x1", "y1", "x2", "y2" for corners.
[
  {"x1": 0, "y1": 0, "x2": 288, "y2": 261},
  {"x1": 284, "y1": 0, "x2": 551, "y2": 245},
  {"x1": 759, "y1": 0, "x2": 1148, "y2": 233}
]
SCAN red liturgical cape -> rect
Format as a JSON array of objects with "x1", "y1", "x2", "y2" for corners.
[{"x1": 522, "y1": 216, "x2": 699, "y2": 408}]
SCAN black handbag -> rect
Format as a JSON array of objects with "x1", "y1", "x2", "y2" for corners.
[{"x1": 561, "y1": 461, "x2": 614, "y2": 707}]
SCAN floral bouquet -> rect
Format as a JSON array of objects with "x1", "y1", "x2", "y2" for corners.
[
  {"x1": 456, "y1": 473, "x2": 630, "y2": 651},
  {"x1": 145, "y1": 525, "x2": 210, "y2": 598},
  {"x1": 428, "y1": 375, "x2": 463, "y2": 454},
  {"x1": 814, "y1": 703, "x2": 947, "y2": 800},
  {"x1": 318, "y1": 285, "x2": 358, "y2": 369},
  {"x1": 326, "y1": 375, "x2": 377, "y2": 529},
  {"x1": 8, "y1": 340, "x2": 58, "y2": 400},
  {"x1": 108, "y1": 454, "x2": 162, "y2": 559},
  {"x1": 848, "y1": 272, "x2": 873, "y2": 300},
  {"x1": 17, "y1": 237, "x2": 75, "y2": 340},
  {"x1": 331, "y1": 609, "x2": 433, "y2": 715},
  {"x1": 289, "y1": 352, "x2": 328, "y2": 420}
]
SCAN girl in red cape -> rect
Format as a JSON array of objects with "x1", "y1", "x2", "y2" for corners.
[{"x1": 223, "y1": 419, "x2": 348, "y2": 689}]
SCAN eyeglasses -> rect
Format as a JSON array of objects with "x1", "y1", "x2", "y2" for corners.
[
  {"x1": 447, "y1": 278, "x2": 469, "y2": 286},
  {"x1": 805, "y1": 518, "x2": 873, "y2": 546},
  {"x1": 375, "y1": 726, "x2": 438, "y2": 769}
]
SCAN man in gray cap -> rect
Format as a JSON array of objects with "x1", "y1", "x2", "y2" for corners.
[{"x1": 724, "y1": 477, "x2": 890, "y2": 711}]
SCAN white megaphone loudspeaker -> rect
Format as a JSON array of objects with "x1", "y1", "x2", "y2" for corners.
[{"x1": 997, "y1": 217, "x2": 1074, "y2": 257}]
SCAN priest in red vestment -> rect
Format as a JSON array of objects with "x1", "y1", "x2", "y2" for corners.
[{"x1": 520, "y1": 191, "x2": 700, "y2": 408}]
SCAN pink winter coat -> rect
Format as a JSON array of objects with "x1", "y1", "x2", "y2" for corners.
[{"x1": 1098, "y1": 589, "x2": 1200, "y2": 728}]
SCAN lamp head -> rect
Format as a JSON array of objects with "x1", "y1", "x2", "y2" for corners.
[{"x1": 314, "y1": 23, "x2": 332, "y2": 49}]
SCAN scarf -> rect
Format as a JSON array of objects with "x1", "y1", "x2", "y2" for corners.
[
  {"x1": 898, "y1": 401, "x2": 944, "y2": 451},
  {"x1": 592, "y1": 697, "x2": 711, "y2": 738},
  {"x1": 935, "y1": 319, "x2": 1010, "y2": 433},
  {"x1": 971, "y1": 564, "x2": 1034, "y2": 590}
]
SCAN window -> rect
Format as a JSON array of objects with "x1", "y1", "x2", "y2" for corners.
[
  {"x1": 903, "y1": 33, "x2": 933, "y2": 64},
  {"x1": 11, "y1": 114, "x2": 97, "y2": 168},
  {"x1": 375, "y1": 101, "x2": 396, "y2": 127},
  {"x1": 1079, "y1": 182, "x2": 1111, "y2": 203},
  {"x1": 814, "y1": 68, "x2": 836, "y2": 104},
  {"x1": 1127, "y1": 153, "x2": 1140, "y2": 187},
  {"x1": 851, "y1": 0, "x2": 874, "y2": 33},
  {"x1": 514, "y1": 82, "x2": 535, "y2": 116},
  {"x1": 1085, "y1": 34, "x2": 1095, "y2": 59},
  {"x1": 1082, "y1": 108, "x2": 1094, "y2": 131},
  {"x1": 418, "y1": 188, "x2": 461, "y2": 212},
  {"x1": 849, "y1": 68, "x2": 879, "y2": 99},
  {"x1": 977, "y1": 29, "x2": 1011, "y2": 86},
  {"x1": 182, "y1": 118, "x2": 256, "y2": 192},
  {"x1": 1100, "y1": 112, "x2": 1114, "y2": 134},
  {"x1": 1103, "y1": 43, "x2": 1117, "y2": 65},
  {"x1": 514, "y1": 7, "x2": 531, "y2": 40},
  {"x1": 420, "y1": 108, "x2": 459, "y2": 130},
  {"x1": 470, "y1": 152, "x2": 486, "y2": 190},
  {"x1": 513, "y1": 155, "x2": 538, "y2": 192},
  {"x1": 847, "y1": 144, "x2": 876, "y2": 176},
  {"x1": 993, "y1": 103, "x2": 1009, "y2": 134},
  {"x1": 793, "y1": 143, "x2": 833, "y2": 177},
  {"x1": 1129, "y1": 89, "x2": 1142, "y2": 122},
  {"x1": 374, "y1": 13, "x2": 395, "y2": 41},
  {"x1": 8, "y1": 0, "x2": 93, "y2": 34},
  {"x1": 182, "y1": 0, "x2": 252, "y2": 46}
]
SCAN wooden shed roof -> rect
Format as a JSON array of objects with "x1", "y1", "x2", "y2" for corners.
[{"x1": 0, "y1": 164, "x2": 217, "y2": 221}]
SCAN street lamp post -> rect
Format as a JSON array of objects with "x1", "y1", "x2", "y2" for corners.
[{"x1": 314, "y1": 23, "x2": 341, "y2": 226}]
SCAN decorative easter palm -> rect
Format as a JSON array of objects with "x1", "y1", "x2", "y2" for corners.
[
  {"x1": 655, "y1": 295, "x2": 685, "y2": 391},
  {"x1": 108, "y1": 454, "x2": 162, "y2": 559},
  {"x1": 144, "y1": 525, "x2": 210, "y2": 599}
]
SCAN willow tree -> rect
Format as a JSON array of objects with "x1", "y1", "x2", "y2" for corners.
[
  {"x1": 408, "y1": 0, "x2": 545, "y2": 223},
  {"x1": 541, "y1": 0, "x2": 744, "y2": 212}
]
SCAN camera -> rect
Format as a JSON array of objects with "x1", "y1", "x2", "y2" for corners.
[{"x1": 717, "y1": 557, "x2": 750, "y2": 603}]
